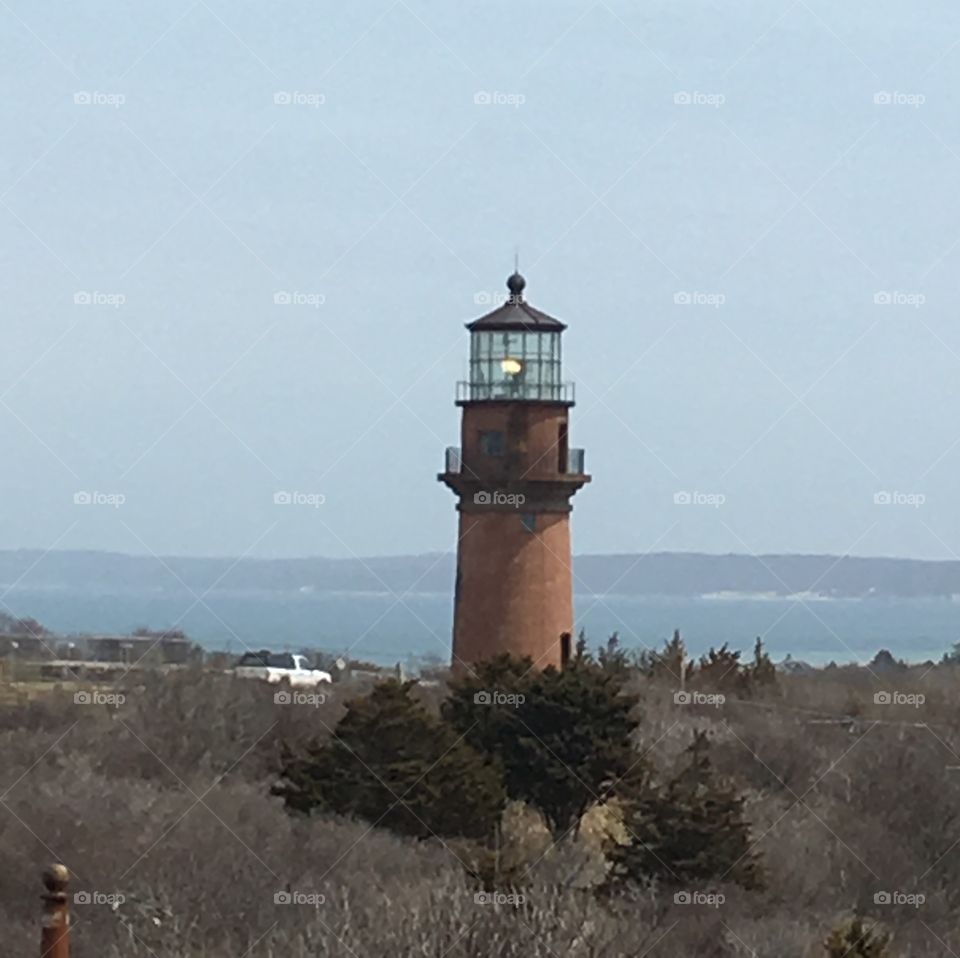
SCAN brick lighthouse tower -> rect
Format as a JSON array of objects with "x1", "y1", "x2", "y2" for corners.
[{"x1": 439, "y1": 272, "x2": 590, "y2": 672}]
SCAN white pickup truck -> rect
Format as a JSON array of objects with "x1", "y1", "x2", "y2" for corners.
[{"x1": 233, "y1": 651, "x2": 332, "y2": 688}]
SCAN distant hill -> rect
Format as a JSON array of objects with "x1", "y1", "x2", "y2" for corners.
[{"x1": 0, "y1": 549, "x2": 958, "y2": 599}]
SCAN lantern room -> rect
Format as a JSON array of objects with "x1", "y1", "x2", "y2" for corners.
[{"x1": 457, "y1": 272, "x2": 573, "y2": 404}]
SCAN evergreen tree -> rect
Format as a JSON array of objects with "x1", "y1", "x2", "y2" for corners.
[
  {"x1": 638, "y1": 629, "x2": 690, "y2": 684},
  {"x1": 597, "y1": 632, "x2": 631, "y2": 675},
  {"x1": 575, "y1": 629, "x2": 589, "y2": 660},
  {"x1": 444, "y1": 656, "x2": 643, "y2": 837},
  {"x1": 275, "y1": 680, "x2": 505, "y2": 841},
  {"x1": 610, "y1": 730, "x2": 761, "y2": 890},
  {"x1": 749, "y1": 637, "x2": 778, "y2": 688},
  {"x1": 697, "y1": 644, "x2": 748, "y2": 694}
]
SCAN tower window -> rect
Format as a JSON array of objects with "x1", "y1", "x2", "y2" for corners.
[
  {"x1": 558, "y1": 421, "x2": 569, "y2": 472},
  {"x1": 479, "y1": 430, "x2": 505, "y2": 456},
  {"x1": 521, "y1": 513, "x2": 536, "y2": 532}
]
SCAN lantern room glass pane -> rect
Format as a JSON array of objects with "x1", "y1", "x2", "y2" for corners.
[{"x1": 468, "y1": 329, "x2": 562, "y2": 400}]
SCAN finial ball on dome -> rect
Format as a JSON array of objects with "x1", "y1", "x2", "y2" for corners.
[{"x1": 506, "y1": 272, "x2": 526, "y2": 296}]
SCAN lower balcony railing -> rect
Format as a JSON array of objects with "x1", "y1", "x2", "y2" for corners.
[
  {"x1": 565, "y1": 447, "x2": 585, "y2": 474},
  {"x1": 444, "y1": 446, "x2": 463, "y2": 473},
  {"x1": 443, "y1": 446, "x2": 586, "y2": 476},
  {"x1": 456, "y1": 381, "x2": 575, "y2": 403}
]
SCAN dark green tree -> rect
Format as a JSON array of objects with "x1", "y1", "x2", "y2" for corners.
[
  {"x1": 444, "y1": 656, "x2": 643, "y2": 837},
  {"x1": 749, "y1": 637, "x2": 778, "y2": 688},
  {"x1": 575, "y1": 628, "x2": 588, "y2": 660},
  {"x1": 696, "y1": 643, "x2": 748, "y2": 694},
  {"x1": 597, "y1": 632, "x2": 632, "y2": 676},
  {"x1": 610, "y1": 730, "x2": 761, "y2": 890},
  {"x1": 638, "y1": 629, "x2": 690, "y2": 684},
  {"x1": 275, "y1": 680, "x2": 505, "y2": 841}
]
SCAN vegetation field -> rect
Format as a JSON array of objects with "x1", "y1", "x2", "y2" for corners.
[{"x1": 1, "y1": 637, "x2": 956, "y2": 957}]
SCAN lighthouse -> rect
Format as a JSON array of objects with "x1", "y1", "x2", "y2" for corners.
[{"x1": 439, "y1": 272, "x2": 590, "y2": 672}]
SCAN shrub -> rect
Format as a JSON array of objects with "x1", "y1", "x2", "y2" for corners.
[
  {"x1": 275, "y1": 680, "x2": 505, "y2": 842},
  {"x1": 610, "y1": 730, "x2": 761, "y2": 890},
  {"x1": 824, "y1": 916, "x2": 891, "y2": 958},
  {"x1": 638, "y1": 629, "x2": 691, "y2": 684},
  {"x1": 444, "y1": 656, "x2": 643, "y2": 837}
]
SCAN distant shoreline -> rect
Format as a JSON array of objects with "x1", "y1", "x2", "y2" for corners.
[{"x1": 1, "y1": 549, "x2": 960, "y2": 600}]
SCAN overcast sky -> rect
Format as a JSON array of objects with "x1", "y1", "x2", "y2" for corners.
[{"x1": 2, "y1": 0, "x2": 960, "y2": 561}]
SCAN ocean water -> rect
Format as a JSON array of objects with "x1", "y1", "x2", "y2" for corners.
[{"x1": 3, "y1": 587, "x2": 959, "y2": 667}]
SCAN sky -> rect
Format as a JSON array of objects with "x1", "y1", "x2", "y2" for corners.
[{"x1": 2, "y1": 0, "x2": 960, "y2": 561}]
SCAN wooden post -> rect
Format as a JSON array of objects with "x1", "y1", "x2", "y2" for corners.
[{"x1": 40, "y1": 864, "x2": 70, "y2": 958}]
